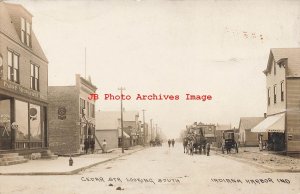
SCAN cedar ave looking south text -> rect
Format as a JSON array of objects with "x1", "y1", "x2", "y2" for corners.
[{"x1": 101, "y1": 93, "x2": 213, "y2": 101}]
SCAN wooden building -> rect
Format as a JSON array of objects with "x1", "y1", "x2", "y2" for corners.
[
  {"x1": 252, "y1": 48, "x2": 300, "y2": 154},
  {"x1": 0, "y1": 2, "x2": 51, "y2": 160},
  {"x1": 238, "y1": 117, "x2": 265, "y2": 146}
]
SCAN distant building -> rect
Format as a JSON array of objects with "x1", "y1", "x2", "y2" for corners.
[
  {"x1": 95, "y1": 110, "x2": 139, "y2": 150},
  {"x1": 252, "y1": 48, "x2": 300, "y2": 153},
  {"x1": 238, "y1": 117, "x2": 265, "y2": 146},
  {"x1": 0, "y1": 2, "x2": 49, "y2": 157},
  {"x1": 48, "y1": 74, "x2": 97, "y2": 155}
]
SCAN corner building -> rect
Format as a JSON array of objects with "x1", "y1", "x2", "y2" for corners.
[{"x1": 0, "y1": 2, "x2": 49, "y2": 154}]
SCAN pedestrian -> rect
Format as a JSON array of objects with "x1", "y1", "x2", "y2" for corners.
[
  {"x1": 90, "y1": 138, "x2": 95, "y2": 154},
  {"x1": 168, "y1": 139, "x2": 171, "y2": 147},
  {"x1": 84, "y1": 138, "x2": 89, "y2": 154},
  {"x1": 171, "y1": 139, "x2": 175, "y2": 147},
  {"x1": 206, "y1": 142, "x2": 211, "y2": 156},
  {"x1": 102, "y1": 139, "x2": 107, "y2": 154}
]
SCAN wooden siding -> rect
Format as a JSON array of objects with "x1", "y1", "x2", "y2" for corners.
[{"x1": 286, "y1": 78, "x2": 300, "y2": 153}]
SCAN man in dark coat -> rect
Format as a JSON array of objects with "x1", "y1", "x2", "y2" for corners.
[
  {"x1": 90, "y1": 138, "x2": 95, "y2": 154},
  {"x1": 168, "y1": 139, "x2": 171, "y2": 147},
  {"x1": 171, "y1": 139, "x2": 175, "y2": 147},
  {"x1": 84, "y1": 138, "x2": 89, "y2": 154}
]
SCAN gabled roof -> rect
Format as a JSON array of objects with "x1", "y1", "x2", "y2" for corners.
[
  {"x1": 216, "y1": 124, "x2": 231, "y2": 131},
  {"x1": 0, "y1": 2, "x2": 48, "y2": 63},
  {"x1": 264, "y1": 48, "x2": 300, "y2": 77},
  {"x1": 239, "y1": 117, "x2": 264, "y2": 130},
  {"x1": 95, "y1": 111, "x2": 139, "y2": 130}
]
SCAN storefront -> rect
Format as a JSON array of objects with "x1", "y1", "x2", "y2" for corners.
[{"x1": 0, "y1": 80, "x2": 48, "y2": 153}]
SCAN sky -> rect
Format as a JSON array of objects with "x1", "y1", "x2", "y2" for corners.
[{"x1": 10, "y1": 0, "x2": 300, "y2": 138}]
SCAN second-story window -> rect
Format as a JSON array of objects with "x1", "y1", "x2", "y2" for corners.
[
  {"x1": 20, "y1": 17, "x2": 31, "y2": 47},
  {"x1": 87, "y1": 101, "x2": 90, "y2": 117},
  {"x1": 267, "y1": 88, "x2": 270, "y2": 106},
  {"x1": 90, "y1": 103, "x2": 95, "y2": 118},
  {"x1": 281, "y1": 81, "x2": 284, "y2": 102},
  {"x1": 30, "y1": 64, "x2": 39, "y2": 91},
  {"x1": 80, "y1": 98, "x2": 85, "y2": 115},
  {"x1": 7, "y1": 50, "x2": 19, "y2": 83},
  {"x1": 274, "y1": 85, "x2": 277, "y2": 104},
  {"x1": 274, "y1": 60, "x2": 276, "y2": 75}
]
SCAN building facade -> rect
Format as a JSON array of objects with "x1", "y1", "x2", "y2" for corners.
[
  {"x1": 48, "y1": 74, "x2": 97, "y2": 155},
  {"x1": 0, "y1": 2, "x2": 49, "y2": 154},
  {"x1": 238, "y1": 117, "x2": 265, "y2": 146},
  {"x1": 252, "y1": 48, "x2": 300, "y2": 153}
]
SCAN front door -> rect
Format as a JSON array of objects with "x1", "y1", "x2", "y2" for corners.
[{"x1": 0, "y1": 98, "x2": 12, "y2": 150}]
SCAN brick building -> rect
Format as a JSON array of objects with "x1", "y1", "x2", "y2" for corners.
[
  {"x1": 0, "y1": 2, "x2": 49, "y2": 157},
  {"x1": 48, "y1": 74, "x2": 97, "y2": 155}
]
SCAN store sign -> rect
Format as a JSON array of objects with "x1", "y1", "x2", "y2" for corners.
[
  {"x1": 0, "y1": 80, "x2": 46, "y2": 100},
  {"x1": 58, "y1": 107, "x2": 67, "y2": 120}
]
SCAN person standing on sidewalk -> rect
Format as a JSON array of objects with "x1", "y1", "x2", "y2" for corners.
[
  {"x1": 171, "y1": 139, "x2": 175, "y2": 147},
  {"x1": 90, "y1": 138, "x2": 95, "y2": 154},
  {"x1": 102, "y1": 139, "x2": 107, "y2": 154},
  {"x1": 84, "y1": 138, "x2": 89, "y2": 154},
  {"x1": 168, "y1": 139, "x2": 171, "y2": 147}
]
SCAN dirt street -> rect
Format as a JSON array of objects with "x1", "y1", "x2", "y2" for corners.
[{"x1": 0, "y1": 143, "x2": 299, "y2": 194}]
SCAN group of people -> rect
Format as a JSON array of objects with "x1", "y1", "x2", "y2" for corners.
[
  {"x1": 168, "y1": 139, "x2": 175, "y2": 147},
  {"x1": 84, "y1": 138, "x2": 107, "y2": 154},
  {"x1": 84, "y1": 138, "x2": 95, "y2": 154}
]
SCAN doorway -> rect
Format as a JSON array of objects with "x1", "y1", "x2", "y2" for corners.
[{"x1": 0, "y1": 96, "x2": 12, "y2": 150}]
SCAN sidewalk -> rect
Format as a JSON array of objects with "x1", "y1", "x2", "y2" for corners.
[
  {"x1": 0, "y1": 146, "x2": 144, "y2": 176},
  {"x1": 214, "y1": 146, "x2": 300, "y2": 172}
]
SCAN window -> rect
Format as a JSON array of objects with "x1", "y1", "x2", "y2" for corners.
[
  {"x1": 80, "y1": 98, "x2": 85, "y2": 115},
  {"x1": 267, "y1": 88, "x2": 270, "y2": 105},
  {"x1": 7, "y1": 50, "x2": 19, "y2": 83},
  {"x1": 21, "y1": 18, "x2": 25, "y2": 43},
  {"x1": 274, "y1": 60, "x2": 276, "y2": 75},
  {"x1": 274, "y1": 85, "x2": 277, "y2": 104},
  {"x1": 26, "y1": 22, "x2": 31, "y2": 47},
  {"x1": 90, "y1": 103, "x2": 95, "y2": 118},
  {"x1": 15, "y1": 100, "x2": 29, "y2": 141},
  {"x1": 30, "y1": 64, "x2": 39, "y2": 91},
  {"x1": 281, "y1": 81, "x2": 284, "y2": 101},
  {"x1": 87, "y1": 101, "x2": 90, "y2": 117},
  {"x1": 20, "y1": 17, "x2": 31, "y2": 47}
]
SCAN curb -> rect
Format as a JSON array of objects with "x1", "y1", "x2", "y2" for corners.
[
  {"x1": 215, "y1": 151, "x2": 300, "y2": 173},
  {"x1": 0, "y1": 147, "x2": 145, "y2": 176}
]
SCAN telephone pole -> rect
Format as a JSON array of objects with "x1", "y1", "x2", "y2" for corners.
[
  {"x1": 150, "y1": 119, "x2": 153, "y2": 140},
  {"x1": 142, "y1": 109, "x2": 146, "y2": 146},
  {"x1": 118, "y1": 87, "x2": 126, "y2": 153}
]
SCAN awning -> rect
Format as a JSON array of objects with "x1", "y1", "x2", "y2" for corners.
[
  {"x1": 118, "y1": 128, "x2": 130, "y2": 138},
  {"x1": 251, "y1": 113, "x2": 285, "y2": 133}
]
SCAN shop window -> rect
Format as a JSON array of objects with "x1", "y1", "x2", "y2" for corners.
[
  {"x1": 30, "y1": 64, "x2": 39, "y2": 91},
  {"x1": 15, "y1": 100, "x2": 29, "y2": 141},
  {"x1": 29, "y1": 104, "x2": 41, "y2": 141},
  {"x1": 7, "y1": 50, "x2": 19, "y2": 83}
]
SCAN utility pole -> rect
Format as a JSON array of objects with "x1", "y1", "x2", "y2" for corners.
[
  {"x1": 155, "y1": 124, "x2": 158, "y2": 139},
  {"x1": 118, "y1": 87, "x2": 126, "y2": 153},
  {"x1": 84, "y1": 47, "x2": 87, "y2": 79},
  {"x1": 150, "y1": 119, "x2": 153, "y2": 140},
  {"x1": 142, "y1": 109, "x2": 146, "y2": 146}
]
